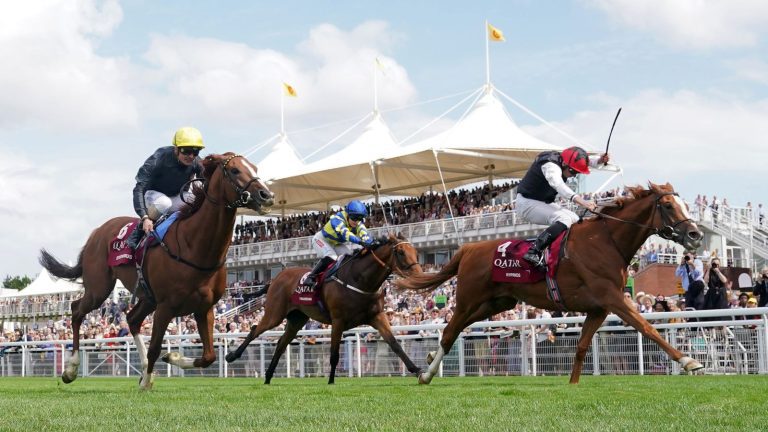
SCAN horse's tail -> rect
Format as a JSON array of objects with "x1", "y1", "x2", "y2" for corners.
[
  {"x1": 396, "y1": 247, "x2": 464, "y2": 293},
  {"x1": 39, "y1": 249, "x2": 83, "y2": 281}
]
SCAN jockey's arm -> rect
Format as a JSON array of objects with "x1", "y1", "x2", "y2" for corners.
[
  {"x1": 132, "y1": 150, "x2": 162, "y2": 219},
  {"x1": 331, "y1": 217, "x2": 362, "y2": 245}
]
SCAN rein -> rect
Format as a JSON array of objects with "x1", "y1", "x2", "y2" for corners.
[
  {"x1": 157, "y1": 154, "x2": 267, "y2": 273},
  {"x1": 335, "y1": 240, "x2": 417, "y2": 295},
  {"x1": 592, "y1": 192, "x2": 692, "y2": 242},
  {"x1": 370, "y1": 241, "x2": 417, "y2": 277}
]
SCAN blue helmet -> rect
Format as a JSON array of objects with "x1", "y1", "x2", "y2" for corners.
[{"x1": 345, "y1": 200, "x2": 368, "y2": 219}]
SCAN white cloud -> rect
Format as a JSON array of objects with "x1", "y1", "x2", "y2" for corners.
[
  {"x1": 0, "y1": 146, "x2": 133, "y2": 278},
  {"x1": 0, "y1": 1, "x2": 138, "y2": 131},
  {"x1": 587, "y1": 0, "x2": 768, "y2": 49},
  {"x1": 725, "y1": 57, "x2": 768, "y2": 85},
  {"x1": 143, "y1": 20, "x2": 417, "y2": 142},
  {"x1": 526, "y1": 89, "x2": 768, "y2": 205}
]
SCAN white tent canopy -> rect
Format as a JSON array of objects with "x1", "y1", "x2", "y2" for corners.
[
  {"x1": 0, "y1": 269, "x2": 129, "y2": 298},
  {"x1": 262, "y1": 87, "x2": 563, "y2": 213},
  {"x1": 1, "y1": 268, "x2": 82, "y2": 298},
  {"x1": 255, "y1": 133, "x2": 306, "y2": 181}
]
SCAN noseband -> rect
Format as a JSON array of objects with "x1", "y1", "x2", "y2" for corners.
[{"x1": 219, "y1": 155, "x2": 267, "y2": 209}]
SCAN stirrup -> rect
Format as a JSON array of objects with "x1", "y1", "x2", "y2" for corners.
[{"x1": 524, "y1": 252, "x2": 546, "y2": 270}]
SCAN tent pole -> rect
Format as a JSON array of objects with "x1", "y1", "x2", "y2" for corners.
[
  {"x1": 369, "y1": 162, "x2": 389, "y2": 227},
  {"x1": 433, "y1": 150, "x2": 461, "y2": 243}
]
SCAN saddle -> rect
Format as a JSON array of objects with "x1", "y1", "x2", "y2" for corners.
[{"x1": 291, "y1": 255, "x2": 349, "y2": 306}]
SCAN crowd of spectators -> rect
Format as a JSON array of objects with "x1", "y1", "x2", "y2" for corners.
[
  {"x1": 2, "y1": 186, "x2": 766, "y2": 351},
  {"x1": 232, "y1": 181, "x2": 519, "y2": 244}
]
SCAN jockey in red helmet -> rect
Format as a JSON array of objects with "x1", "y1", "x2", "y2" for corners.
[{"x1": 517, "y1": 146, "x2": 610, "y2": 269}]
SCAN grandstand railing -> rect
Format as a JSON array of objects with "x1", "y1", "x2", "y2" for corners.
[
  {"x1": 226, "y1": 211, "x2": 525, "y2": 264},
  {"x1": 2, "y1": 308, "x2": 766, "y2": 379}
]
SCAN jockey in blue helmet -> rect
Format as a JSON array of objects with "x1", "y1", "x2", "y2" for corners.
[{"x1": 304, "y1": 200, "x2": 374, "y2": 289}]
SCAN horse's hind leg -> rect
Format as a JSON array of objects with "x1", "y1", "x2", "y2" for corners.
[
  {"x1": 62, "y1": 272, "x2": 115, "y2": 384},
  {"x1": 225, "y1": 302, "x2": 288, "y2": 363},
  {"x1": 569, "y1": 310, "x2": 607, "y2": 384},
  {"x1": 163, "y1": 308, "x2": 215, "y2": 369},
  {"x1": 420, "y1": 297, "x2": 515, "y2": 385},
  {"x1": 369, "y1": 312, "x2": 421, "y2": 375},
  {"x1": 611, "y1": 300, "x2": 703, "y2": 373},
  {"x1": 264, "y1": 311, "x2": 309, "y2": 384}
]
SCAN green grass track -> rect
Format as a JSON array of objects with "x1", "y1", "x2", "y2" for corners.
[{"x1": 0, "y1": 375, "x2": 764, "y2": 431}]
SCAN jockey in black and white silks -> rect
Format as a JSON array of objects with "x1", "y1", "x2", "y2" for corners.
[{"x1": 518, "y1": 146, "x2": 609, "y2": 269}]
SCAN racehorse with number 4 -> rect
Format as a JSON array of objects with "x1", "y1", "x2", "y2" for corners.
[
  {"x1": 40, "y1": 152, "x2": 273, "y2": 390},
  {"x1": 397, "y1": 182, "x2": 705, "y2": 384}
]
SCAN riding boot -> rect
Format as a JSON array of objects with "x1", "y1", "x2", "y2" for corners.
[
  {"x1": 126, "y1": 227, "x2": 145, "y2": 251},
  {"x1": 304, "y1": 256, "x2": 335, "y2": 289},
  {"x1": 523, "y1": 221, "x2": 568, "y2": 270}
]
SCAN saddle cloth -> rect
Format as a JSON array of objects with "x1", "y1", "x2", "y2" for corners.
[
  {"x1": 290, "y1": 257, "x2": 347, "y2": 306},
  {"x1": 107, "y1": 212, "x2": 180, "y2": 267},
  {"x1": 490, "y1": 231, "x2": 566, "y2": 283}
]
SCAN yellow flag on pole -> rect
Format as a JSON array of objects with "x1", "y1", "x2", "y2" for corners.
[
  {"x1": 487, "y1": 23, "x2": 505, "y2": 42},
  {"x1": 283, "y1": 82, "x2": 297, "y2": 97}
]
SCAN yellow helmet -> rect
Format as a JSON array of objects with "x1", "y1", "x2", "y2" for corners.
[{"x1": 172, "y1": 127, "x2": 205, "y2": 148}]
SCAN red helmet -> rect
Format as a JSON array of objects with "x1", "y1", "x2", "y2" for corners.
[{"x1": 561, "y1": 146, "x2": 590, "y2": 174}]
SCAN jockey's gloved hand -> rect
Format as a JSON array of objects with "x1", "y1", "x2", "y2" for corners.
[{"x1": 362, "y1": 237, "x2": 374, "y2": 248}]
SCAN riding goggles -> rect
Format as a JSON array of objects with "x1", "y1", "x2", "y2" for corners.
[{"x1": 178, "y1": 147, "x2": 201, "y2": 156}]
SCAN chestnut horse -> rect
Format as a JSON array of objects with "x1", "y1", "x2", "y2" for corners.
[
  {"x1": 225, "y1": 233, "x2": 423, "y2": 384},
  {"x1": 39, "y1": 153, "x2": 274, "y2": 390},
  {"x1": 397, "y1": 182, "x2": 705, "y2": 384}
]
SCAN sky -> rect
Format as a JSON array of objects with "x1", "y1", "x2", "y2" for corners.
[{"x1": 2, "y1": 0, "x2": 768, "y2": 278}]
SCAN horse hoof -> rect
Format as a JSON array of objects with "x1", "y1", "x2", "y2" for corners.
[
  {"x1": 61, "y1": 372, "x2": 76, "y2": 384},
  {"x1": 684, "y1": 360, "x2": 704, "y2": 372},
  {"x1": 426, "y1": 351, "x2": 436, "y2": 364},
  {"x1": 418, "y1": 373, "x2": 432, "y2": 385},
  {"x1": 225, "y1": 352, "x2": 239, "y2": 363},
  {"x1": 680, "y1": 356, "x2": 704, "y2": 373}
]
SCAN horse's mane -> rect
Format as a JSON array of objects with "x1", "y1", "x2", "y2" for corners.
[
  {"x1": 177, "y1": 155, "x2": 219, "y2": 221},
  {"x1": 598, "y1": 182, "x2": 674, "y2": 216}
]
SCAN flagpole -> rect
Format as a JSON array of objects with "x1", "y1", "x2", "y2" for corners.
[
  {"x1": 280, "y1": 85, "x2": 285, "y2": 135},
  {"x1": 373, "y1": 59, "x2": 379, "y2": 112},
  {"x1": 485, "y1": 20, "x2": 490, "y2": 87}
]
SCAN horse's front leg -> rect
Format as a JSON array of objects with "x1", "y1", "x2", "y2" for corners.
[
  {"x1": 609, "y1": 293, "x2": 704, "y2": 373},
  {"x1": 163, "y1": 308, "x2": 216, "y2": 369},
  {"x1": 569, "y1": 310, "x2": 607, "y2": 384},
  {"x1": 328, "y1": 323, "x2": 345, "y2": 384},
  {"x1": 369, "y1": 312, "x2": 421, "y2": 375},
  {"x1": 140, "y1": 306, "x2": 174, "y2": 390}
]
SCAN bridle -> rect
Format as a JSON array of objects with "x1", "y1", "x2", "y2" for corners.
[
  {"x1": 369, "y1": 240, "x2": 419, "y2": 277},
  {"x1": 161, "y1": 154, "x2": 270, "y2": 273},
  {"x1": 220, "y1": 154, "x2": 269, "y2": 209},
  {"x1": 594, "y1": 192, "x2": 693, "y2": 243},
  {"x1": 195, "y1": 154, "x2": 270, "y2": 210}
]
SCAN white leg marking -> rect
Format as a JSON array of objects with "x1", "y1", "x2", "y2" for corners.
[
  {"x1": 134, "y1": 334, "x2": 148, "y2": 370},
  {"x1": 163, "y1": 351, "x2": 196, "y2": 369},
  {"x1": 419, "y1": 347, "x2": 445, "y2": 385}
]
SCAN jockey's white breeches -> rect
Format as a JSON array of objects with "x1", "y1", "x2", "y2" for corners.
[
  {"x1": 145, "y1": 190, "x2": 194, "y2": 220},
  {"x1": 516, "y1": 195, "x2": 579, "y2": 228},
  {"x1": 312, "y1": 232, "x2": 358, "y2": 260}
]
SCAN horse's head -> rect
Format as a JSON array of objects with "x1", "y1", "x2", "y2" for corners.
[
  {"x1": 370, "y1": 232, "x2": 422, "y2": 277},
  {"x1": 646, "y1": 182, "x2": 702, "y2": 250},
  {"x1": 203, "y1": 153, "x2": 274, "y2": 214}
]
